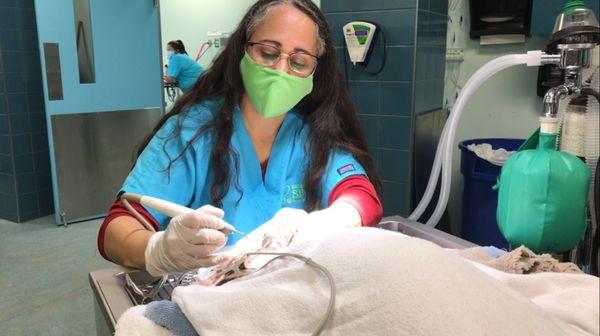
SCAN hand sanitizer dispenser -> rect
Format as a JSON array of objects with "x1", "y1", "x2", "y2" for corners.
[{"x1": 343, "y1": 21, "x2": 377, "y2": 65}]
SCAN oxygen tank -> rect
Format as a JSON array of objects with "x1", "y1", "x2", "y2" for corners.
[{"x1": 495, "y1": 117, "x2": 590, "y2": 253}]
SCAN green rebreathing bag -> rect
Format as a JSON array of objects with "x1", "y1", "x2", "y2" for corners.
[{"x1": 495, "y1": 130, "x2": 590, "y2": 253}]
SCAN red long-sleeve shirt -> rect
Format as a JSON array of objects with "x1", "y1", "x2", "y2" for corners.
[{"x1": 98, "y1": 164, "x2": 382, "y2": 260}]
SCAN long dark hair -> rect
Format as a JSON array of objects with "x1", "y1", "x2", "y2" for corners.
[
  {"x1": 140, "y1": 0, "x2": 381, "y2": 210},
  {"x1": 167, "y1": 40, "x2": 187, "y2": 55}
]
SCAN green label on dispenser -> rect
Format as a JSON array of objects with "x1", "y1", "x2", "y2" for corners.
[{"x1": 353, "y1": 24, "x2": 371, "y2": 45}]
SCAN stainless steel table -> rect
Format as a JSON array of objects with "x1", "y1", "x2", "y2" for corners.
[{"x1": 89, "y1": 267, "x2": 132, "y2": 336}]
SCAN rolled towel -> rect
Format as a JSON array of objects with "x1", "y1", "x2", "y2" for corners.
[{"x1": 453, "y1": 245, "x2": 582, "y2": 274}]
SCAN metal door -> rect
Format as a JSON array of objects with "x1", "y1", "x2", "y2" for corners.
[{"x1": 34, "y1": 0, "x2": 163, "y2": 224}]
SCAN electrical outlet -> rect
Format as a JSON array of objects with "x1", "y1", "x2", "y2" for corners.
[
  {"x1": 446, "y1": 48, "x2": 464, "y2": 62},
  {"x1": 218, "y1": 37, "x2": 229, "y2": 48},
  {"x1": 206, "y1": 31, "x2": 229, "y2": 50}
]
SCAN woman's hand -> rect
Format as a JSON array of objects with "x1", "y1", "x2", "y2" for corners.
[
  {"x1": 274, "y1": 201, "x2": 363, "y2": 243},
  {"x1": 255, "y1": 202, "x2": 363, "y2": 249},
  {"x1": 144, "y1": 205, "x2": 230, "y2": 276},
  {"x1": 260, "y1": 208, "x2": 308, "y2": 249}
]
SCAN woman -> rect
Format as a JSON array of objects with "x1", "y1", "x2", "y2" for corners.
[
  {"x1": 99, "y1": 0, "x2": 383, "y2": 276},
  {"x1": 164, "y1": 40, "x2": 204, "y2": 92}
]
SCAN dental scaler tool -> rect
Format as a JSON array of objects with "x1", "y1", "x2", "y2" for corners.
[{"x1": 119, "y1": 192, "x2": 247, "y2": 237}]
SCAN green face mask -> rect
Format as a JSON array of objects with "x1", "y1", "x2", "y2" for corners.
[{"x1": 239, "y1": 53, "x2": 313, "y2": 118}]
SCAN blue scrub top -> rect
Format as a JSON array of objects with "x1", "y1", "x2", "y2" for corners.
[
  {"x1": 166, "y1": 53, "x2": 204, "y2": 92},
  {"x1": 121, "y1": 100, "x2": 366, "y2": 244}
]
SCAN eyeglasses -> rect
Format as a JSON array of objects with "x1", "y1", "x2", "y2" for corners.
[{"x1": 246, "y1": 41, "x2": 318, "y2": 78}]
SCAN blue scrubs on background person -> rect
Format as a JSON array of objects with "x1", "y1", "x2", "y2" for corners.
[
  {"x1": 164, "y1": 40, "x2": 204, "y2": 92},
  {"x1": 166, "y1": 53, "x2": 204, "y2": 92},
  {"x1": 121, "y1": 100, "x2": 366, "y2": 245}
]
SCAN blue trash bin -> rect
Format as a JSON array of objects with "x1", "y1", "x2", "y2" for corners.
[{"x1": 458, "y1": 138, "x2": 524, "y2": 249}]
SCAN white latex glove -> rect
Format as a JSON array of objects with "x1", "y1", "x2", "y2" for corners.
[
  {"x1": 294, "y1": 199, "x2": 362, "y2": 241},
  {"x1": 144, "y1": 205, "x2": 229, "y2": 276},
  {"x1": 259, "y1": 200, "x2": 362, "y2": 247}
]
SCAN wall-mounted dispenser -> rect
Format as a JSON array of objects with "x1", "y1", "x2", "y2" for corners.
[
  {"x1": 343, "y1": 21, "x2": 377, "y2": 65},
  {"x1": 469, "y1": 0, "x2": 533, "y2": 45}
]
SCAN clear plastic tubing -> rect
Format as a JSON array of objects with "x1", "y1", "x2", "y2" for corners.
[{"x1": 408, "y1": 51, "x2": 546, "y2": 226}]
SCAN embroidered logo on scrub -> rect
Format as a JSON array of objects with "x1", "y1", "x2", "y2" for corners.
[
  {"x1": 282, "y1": 184, "x2": 305, "y2": 205},
  {"x1": 337, "y1": 164, "x2": 356, "y2": 176}
]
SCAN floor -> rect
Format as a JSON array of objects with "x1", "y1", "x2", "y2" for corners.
[{"x1": 0, "y1": 215, "x2": 113, "y2": 336}]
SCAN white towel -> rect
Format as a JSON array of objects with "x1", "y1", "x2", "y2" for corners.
[
  {"x1": 467, "y1": 143, "x2": 515, "y2": 166},
  {"x1": 471, "y1": 262, "x2": 599, "y2": 335},
  {"x1": 115, "y1": 306, "x2": 176, "y2": 336},
  {"x1": 170, "y1": 228, "x2": 599, "y2": 336}
]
